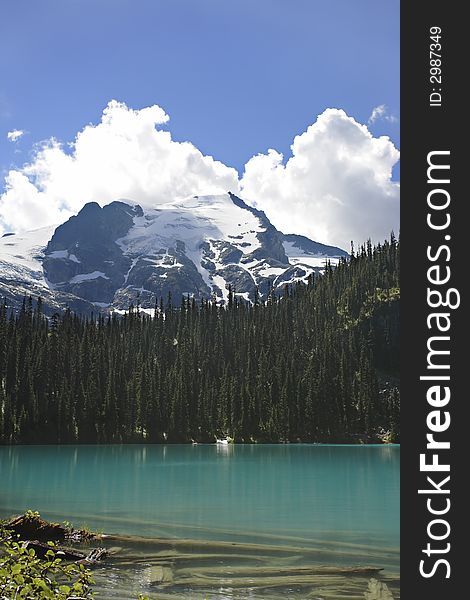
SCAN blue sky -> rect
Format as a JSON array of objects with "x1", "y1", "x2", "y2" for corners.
[{"x1": 0, "y1": 0, "x2": 399, "y2": 247}]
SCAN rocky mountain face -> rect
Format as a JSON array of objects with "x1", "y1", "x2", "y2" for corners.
[{"x1": 0, "y1": 193, "x2": 347, "y2": 314}]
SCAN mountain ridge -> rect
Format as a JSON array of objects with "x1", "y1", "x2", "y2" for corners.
[{"x1": 0, "y1": 193, "x2": 348, "y2": 314}]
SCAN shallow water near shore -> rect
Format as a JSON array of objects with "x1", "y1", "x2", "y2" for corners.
[{"x1": 0, "y1": 444, "x2": 400, "y2": 598}]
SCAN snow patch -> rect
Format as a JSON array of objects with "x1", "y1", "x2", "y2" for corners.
[
  {"x1": 70, "y1": 271, "x2": 109, "y2": 283},
  {"x1": 240, "y1": 258, "x2": 261, "y2": 269},
  {"x1": 283, "y1": 241, "x2": 341, "y2": 267},
  {"x1": 257, "y1": 265, "x2": 286, "y2": 278},
  {"x1": 289, "y1": 256, "x2": 340, "y2": 268},
  {"x1": 235, "y1": 291, "x2": 251, "y2": 303},
  {"x1": 48, "y1": 250, "x2": 81, "y2": 263},
  {"x1": 118, "y1": 193, "x2": 264, "y2": 270},
  {"x1": 123, "y1": 257, "x2": 139, "y2": 284},
  {"x1": 0, "y1": 225, "x2": 56, "y2": 287},
  {"x1": 48, "y1": 250, "x2": 68, "y2": 259},
  {"x1": 211, "y1": 274, "x2": 229, "y2": 303}
]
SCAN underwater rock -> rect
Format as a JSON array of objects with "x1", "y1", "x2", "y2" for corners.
[{"x1": 364, "y1": 577, "x2": 394, "y2": 600}]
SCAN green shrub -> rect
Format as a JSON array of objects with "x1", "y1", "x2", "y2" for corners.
[{"x1": 0, "y1": 538, "x2": 94, "y2": 599}]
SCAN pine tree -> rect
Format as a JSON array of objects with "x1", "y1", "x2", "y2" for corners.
[{"x1": 0, "y1": 239, "x2": 399, "y2": 445}]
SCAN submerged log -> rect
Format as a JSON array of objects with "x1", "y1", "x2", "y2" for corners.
[
  {"x1": 79, "y1": 547, "x2": 108, "y2": 565},
  {"x1": 21, "y1": 540, "x2": 107, "y2": 564},
  {"x1": 22, "y1": 540, "x2": 107, "y2": 565},
  {"x1": 170, "y1": 572, "x2": 379, "y2": 590},
  {"x1": 22, "y1": 540, "x2": 86, "y2": 561},
  {"x1": 176, "y1": 564, "x2": 383, "y2": 577},
  {"x1": 101, "y1": 533, "x2": 382, "y2": 560}
]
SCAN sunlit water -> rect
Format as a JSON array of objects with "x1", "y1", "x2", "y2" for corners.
[{"x1": 0, "y1": 444, "x2": 400, "y2": 599}]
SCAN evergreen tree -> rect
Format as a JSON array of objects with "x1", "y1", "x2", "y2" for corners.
[{"x1": 0, "y1": 237, "x2": 400, "y2": 445}]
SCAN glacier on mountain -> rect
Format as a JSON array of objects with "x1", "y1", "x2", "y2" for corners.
[{"x1": 0, "y1": 193, "x2": 347, "y2": 314}]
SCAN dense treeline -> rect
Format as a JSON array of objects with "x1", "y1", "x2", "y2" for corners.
[{"x1": 0, "y1": 237, "x2": 399, "y2": 444}]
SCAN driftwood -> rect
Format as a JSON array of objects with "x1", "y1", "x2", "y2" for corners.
[
  {"x1": 5, "y1": 513, "x2": 106, "y2": 567},
  {"x1": 7, "y1": 514, "x2": 68, "y2": 541},
  {"x1": 78, "y1": 547, "x2": 108, "y2": 565},
  {"x1": 22, "y1": 540, "x2": 86, "y2": 561},
  {"x1": 21, "y1": 540, "x2": 107, "y2": 565},
  {"x1": 6, "y1": 513, "x2": 95, "y2": 543}
]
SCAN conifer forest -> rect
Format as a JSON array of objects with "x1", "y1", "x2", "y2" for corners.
[{"x1": 0, "y1": 238, "x2": 399, "y2": 445}]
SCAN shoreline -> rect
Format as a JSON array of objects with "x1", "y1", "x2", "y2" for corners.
[{"x1": 0, "y1": 440, "x2": 401, "y2": 447}]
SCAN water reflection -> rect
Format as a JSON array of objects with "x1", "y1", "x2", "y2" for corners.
[{"x1": 216, "y1": 442, "x2": 233, "y2": 456}]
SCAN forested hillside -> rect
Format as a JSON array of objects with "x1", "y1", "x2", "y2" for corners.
[{"x1": 0, "y1": 237, "x2": 399, "y2": 444}]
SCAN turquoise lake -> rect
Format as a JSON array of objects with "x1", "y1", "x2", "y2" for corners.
[{"x1": 0, "y1": 444, "x2": 400, "y2": 599}]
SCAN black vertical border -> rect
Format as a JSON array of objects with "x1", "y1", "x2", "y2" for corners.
[{"x1": 401, "y1": 3, "x2": 464, "y2": 598}]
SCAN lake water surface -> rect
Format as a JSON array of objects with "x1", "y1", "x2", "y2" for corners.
[{"x1": 0, "y1": 444, "x2": 400, "y2": 599}]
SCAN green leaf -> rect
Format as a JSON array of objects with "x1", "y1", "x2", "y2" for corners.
[{"x1": 59, "y1": 584, "x2": 71, "y2": 594}]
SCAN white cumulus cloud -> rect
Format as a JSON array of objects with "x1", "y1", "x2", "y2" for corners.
[
  {"x1": 0, "y1": 102, "x2": 399, "y2": 249},
  {"x1": 240, "y1": 108, "x2": 399, "y2": 247},
  {"x1": 368, "y1": 104, "x2": 398, "y2": 125},
  {"x1": 0, "y1": 100, "x2": 239, "y2": 233},
  {"x1": 7, "y1": 129, "x2": 24, "y2": 142}
]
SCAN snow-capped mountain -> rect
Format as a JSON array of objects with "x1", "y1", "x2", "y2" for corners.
[{"x1": 0, "y1": 193, "x2": 347, "y2": 314}]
